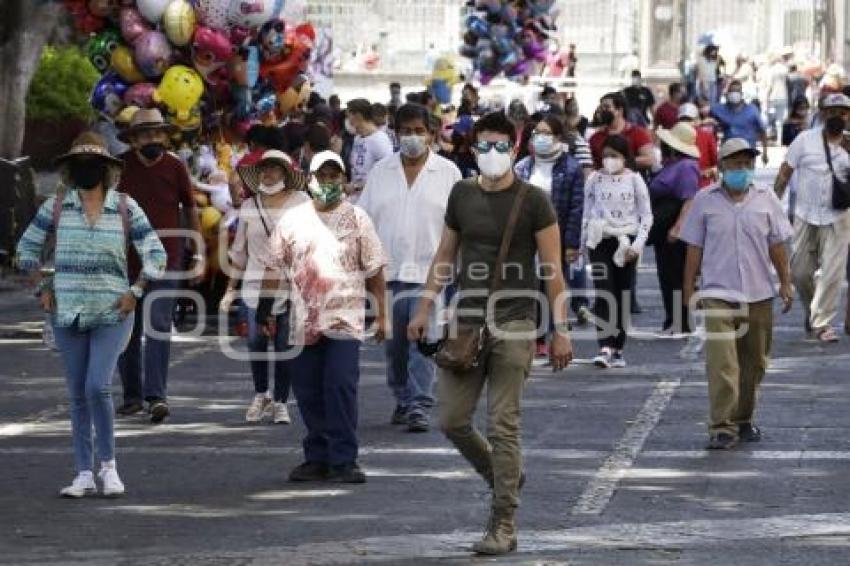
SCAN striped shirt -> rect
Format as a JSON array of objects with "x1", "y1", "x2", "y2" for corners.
[
  {"x1": 566, "y1": 133, "x2": 593, "y2": 169},
  {"x1": 17, "y1": 189, "x2": 166, "y2": 329}
]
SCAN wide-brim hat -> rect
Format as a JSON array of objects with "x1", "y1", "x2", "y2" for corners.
[
  {"x1": 117, "y1": 108, "x2": 178, "y2": 143},
  {"x1": 237, "y1": 150, "x2": 309, "y2": 194},
  {"x1": 54, "y1": 131, "x2": 123, "y2": 166},
  {"x1": 657, "y1": 123, "x2": 700, "y2": 159}
]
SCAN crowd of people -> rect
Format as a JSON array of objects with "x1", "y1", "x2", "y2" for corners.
[{"x1": 14, "y1": 65, "x2": 850, "y2": 555}]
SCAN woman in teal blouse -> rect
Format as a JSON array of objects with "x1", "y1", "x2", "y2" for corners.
[{"x1": 17, "y1": 131, "x2": 166, "y2": 498}]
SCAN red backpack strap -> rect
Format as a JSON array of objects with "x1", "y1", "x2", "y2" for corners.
[{"x1": 118, "y1": 192, "x2": 130, "y2": 242}]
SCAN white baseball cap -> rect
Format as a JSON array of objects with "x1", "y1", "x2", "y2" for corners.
[
  {"x1": 719, "y1": 138, "x2": 760, "y2": 160},
  {"x1": 821, "y1": 93, "x2": 850, "y2": 110},
  {"x1": 677, "y1": 102, "x2": 699, "y2": 120},
  {"x1": 309, "y1": 150, "x2": 346, "y2": 174}
]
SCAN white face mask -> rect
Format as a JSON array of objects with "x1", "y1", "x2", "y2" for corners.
[
  {"x1": 603, "y1": 156, "x2": 625, "y2": 175},
  {"x1": 727, "y1": 91, "x2": 743, "y2": 105},
  {"x1": 399, "y1": 135, "x2": 429, "y2": 159},
  {"x1": 257, "y1": 180, "x2": 286, "y2": 195},
  {"x1": 477, "y1": 150, "x2": 513, "y2": 180}
]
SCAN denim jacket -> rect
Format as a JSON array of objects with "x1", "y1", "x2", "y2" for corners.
[{"x1": 515, "y1": 152, "x2": 585, "y2": 250}]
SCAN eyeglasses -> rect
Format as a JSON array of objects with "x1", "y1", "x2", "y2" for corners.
[{"x1": 473, "y1": 140, "x2": 512, "y2": 154}]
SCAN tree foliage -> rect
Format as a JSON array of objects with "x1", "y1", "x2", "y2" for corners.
[{"x1": 26, "y1": 45, "x2": 98, "y2": 122}]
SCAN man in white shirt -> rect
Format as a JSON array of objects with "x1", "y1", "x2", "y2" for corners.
[
  {"x1": 345, "y1": 98, "x2": 394, "y2": 203},
  {"x1": 359, "y1": 103, "x2": 462, "y2": 432},
  {"x1": 775, "y1": 93, "x2": 850, "y2": 342}
]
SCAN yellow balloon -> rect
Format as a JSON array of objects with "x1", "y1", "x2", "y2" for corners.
[
  {"x1": 154, "y1": 65, "x2": 204, "y2": 121},
  {"x1": 200, "y1": 206, "x2": 222, "y2": 236},
  {"x1": 163, "y1": 0, "x2": 196, "y2": 47},
  {"x1": 111, "y1": 46, "x2": 146, "y2": 83}
]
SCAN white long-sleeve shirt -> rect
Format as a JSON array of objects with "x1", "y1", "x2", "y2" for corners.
[
  {"x1": 358, "y1": 151, "x2": 461, "y2": 284},
  {"x1": 581, "y1": 169, "x2": 653, "y2": 254}
]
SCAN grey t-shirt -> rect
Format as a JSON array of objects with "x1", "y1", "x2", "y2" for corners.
[{"x1": 444, "y1": 177, "x2": 557, "y2": 324}]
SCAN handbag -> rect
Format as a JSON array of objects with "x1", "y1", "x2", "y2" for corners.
[
  {"x1": 821, "y1": 131, "x2": 850, "y2": 210},
  {"x1": 434, "y1": 183, "x2": 530, "y2": 372}
]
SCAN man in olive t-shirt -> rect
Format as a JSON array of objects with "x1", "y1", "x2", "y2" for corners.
[{"x1": 409, "y1": 111, "x2": 574, "y2": 556}]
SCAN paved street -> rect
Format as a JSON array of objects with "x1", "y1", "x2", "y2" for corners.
[{"x1": 2, "y1": 241, "x2": 850, "y2": 565}]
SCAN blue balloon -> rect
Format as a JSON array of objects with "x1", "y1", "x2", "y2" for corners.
[
  {"x1": 466, "y1": 15, "x2": 490, "y2": 38},
  {"x1": 90, "y1": 72, "x2": 129, "y2": 116}
]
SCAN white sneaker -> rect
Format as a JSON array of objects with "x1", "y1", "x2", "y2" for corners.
[
  {"x1": 611, "y1": 351, "x2": 627, "y2": 368},
  {"x1": 99, "y1": 461, "x2": 125, "y2": 497},
  {"x1": 593, "y1": 348, "x2": 613, "y2": 369},
  {"x1": 59, "y1": 471, "x2": 96, "y2": 498},
  {"x1": 246, "y1": 394, "x2": 272, "y2": 422},
  {"x1": 273, "y1": 402, "x2": 291, "y2": 425}
]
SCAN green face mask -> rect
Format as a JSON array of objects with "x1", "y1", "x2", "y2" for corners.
[{"x1": 309, "y1": 181, "x2": 343, "y2": 207}]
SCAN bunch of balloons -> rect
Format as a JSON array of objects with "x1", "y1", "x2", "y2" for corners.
[
  {"x1": 460, "y1": 0, "x2": 558, "y2": 85},
  {"x1": 66, "y1": 0, "x2": 316, "y2": 140}
]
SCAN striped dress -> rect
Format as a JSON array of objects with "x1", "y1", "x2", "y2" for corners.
[{"x1": 16, "y1": 189, "x2": 167, "y2": 329}]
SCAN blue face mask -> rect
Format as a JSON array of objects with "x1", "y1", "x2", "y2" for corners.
[{"x1": 722, "y1": 168, "x2": 755, "y2": 192}]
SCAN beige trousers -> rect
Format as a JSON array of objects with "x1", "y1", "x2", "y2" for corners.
[{"x1": 791, "y1": 216, "x2": 850, "y2": 331}]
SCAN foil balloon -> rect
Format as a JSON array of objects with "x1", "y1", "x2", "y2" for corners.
[
  {"x1": 194, "y1": 0, "x2": 231, "y2": 30},
  {"x1": 137, "y1": 0, "x2": 170, "y2": 23},
  {"x1": 91, "y1": 72, "x2": 130, "y2": 116},
  {"x1": 229, "y1": 46, "x2": 260, "y2": 88},
  {"x1": 119, "y1": 7, "x2": 151, "y2": 44},
  {"x1": 227, "y1": 0, "x2": 284, "y2": 29},
  {"x1": 111, "y1": 45, "x2": 146, "y2": 83},
  {"x1": 163, "y1": 0, "x2": 197, "y2": 47},
  {"x1": 86, "y1": 28, "x2": 122, "y2": 74},
  {"x1": 259, "y1": 18, "x2": 286, "y2": 63},
  {"x1": 260, "y1": 24, "x2": 313, "y2": 92},
  {"x1": 192, "y1": 26, "x2": 234, "y2": 82},
  {"x1": 276, "y1": 73, "x2": 310, "y2": 115},
  {"x1": 123, "y1": 82, "x2": 157, "y2": 107},
  {"x1": 134, "y1": 31, "x2": 173, "y2": 78},
  {"x1": 154, "y1": 65, "x2": 205, "y2": 121},
  {"x1": 87, "y1": 0, "x2": 119, "y2": 18},
  {"x1": 255, "y1": 91, "x2": 277, "y2": 115}
]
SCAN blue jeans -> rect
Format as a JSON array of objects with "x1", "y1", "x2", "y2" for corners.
[
  {"x1": 289, "y1": 338, "x2": 360, "y2": 466},
  {"x1": 118, "y1": 279, "x2": 177, "y2": 403},
  {"x1": 246, "y1": 306, "x2": 291, "y2": 402},
  {"x1": 54, "y1": 315, "x2": 134, "y2": 473},
  {"x1": 385, "y1": 281, "x2": 436, "y2": 416}
]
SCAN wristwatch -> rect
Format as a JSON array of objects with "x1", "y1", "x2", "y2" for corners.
[
  {"x1": 129, "y1": 284, "x2": 144, "y2": 299},
  {"x1": 554, "y1": 322, "x2": 572, "y2": 335}
]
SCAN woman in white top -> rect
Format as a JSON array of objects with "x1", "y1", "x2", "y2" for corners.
[
  {"x1": 221, "y1": 150, "x2": 311, "y2": 424},
  {"x1": 582, "y1": 135, "x2": 653, "y2": 368}
]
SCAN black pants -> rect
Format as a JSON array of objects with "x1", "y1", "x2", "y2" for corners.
[
  {"x1": 589, "y1": 238, "x2": 637, "y2": 350},
  {"x1": 654, "y1": 239, "x2": 691, "y2": 333}
]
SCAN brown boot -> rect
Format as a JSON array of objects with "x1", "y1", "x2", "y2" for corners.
[{"x1": 471, "y1": 507, "x2": 517, "y2": 555}]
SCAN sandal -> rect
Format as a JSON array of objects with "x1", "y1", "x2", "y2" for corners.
[{"x1": 817, "y1": 327, "x2": 840, "y2": 343}]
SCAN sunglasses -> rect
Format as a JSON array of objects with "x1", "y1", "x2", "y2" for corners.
[{"x1": 473, "y1": 140, "x2": 512, "y2": 154}]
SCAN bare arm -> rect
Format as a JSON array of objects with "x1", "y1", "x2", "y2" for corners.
[
  {"x1": 683, "y1": 245, "x2": 703, "y2": 307},
  {"x1": 774, "y1": 162, "x2": 795, "y2": 199},
  {"x1": 366, "y1": 268, "x2": 388, "y2": 341}
]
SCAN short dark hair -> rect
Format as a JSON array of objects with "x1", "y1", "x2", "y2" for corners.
[
  {"x1": 328, "y1": 94, "x2": 340, "y2": 106},
  {"x1": 395, "y1": 103, "x2": 431, "y2": 131},
  {"x1": 631, "y1": 69, "x2": 641, "y2": 78},
  {"x1": 601, "y1": 91, "x2": 627, "y2": 111},
  {"x1": 389, "y1": 82, "x2": 401, "y2": 90},
  {"x1": 347, "y1": 98, "x2": 373, "y2": 121},
  {"x1": 536, "y1": 114, "x2": 565, "y2": 139},
  {"x1": 371, "y1": 102, "x2": 388, "y2": 121},
  {"x1": 246, "y1": 125, "x2": 284, "y2": 150},
  {"x1": 668, "y1": 82, "x2": 682, "y2": 97},
  {"x1": 305, "y1": 124, "x2": 331, "y2": 152},
  {"x1": 541, "y1": 85, "x2": 556, "y2": 97},
  {"x1": 602, "y1": 135, "x2": 636, "y2": 170},
  {"x1": 472, "y1": 111, "x2": 517, "y2": 144}
]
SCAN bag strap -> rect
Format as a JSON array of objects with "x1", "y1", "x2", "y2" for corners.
[
  {"x1": 823, "y1": 130, "x2": 837, "y2": 175},
  {"x1": 489, "y1": 182, "x2": 531, "y2": 295},
  {"x1": 118, "y1": 192, "x2": 130, "y2": 242},
  {"x1": 51, "y1": 189, "x2": 65, "y2": 234},
  {"x1": 253, "y1": 195, "x2": 272, "y2": 237}
]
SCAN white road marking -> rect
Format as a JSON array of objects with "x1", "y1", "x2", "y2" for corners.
[{"x1": 571, "y1": 378, "x2": 681, "y2": 516}]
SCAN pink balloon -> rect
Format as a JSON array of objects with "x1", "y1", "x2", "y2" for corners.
[
  {"x1": 120, "y1": 7, "x2": 150, "y2": 44},
  {"x1": 194, "y1": 0, "x2": 230, "y2": 30},
  {"x1": 123, "y1": 82, "x2": 157, "y2": 107}
]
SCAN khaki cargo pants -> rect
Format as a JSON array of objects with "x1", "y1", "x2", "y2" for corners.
[
  {"x1": 703, "y1": 299, "x2": 773, "y2": 437},
  {"x1": 438, "y1": 319, "x2": 535, "y2": 511}
]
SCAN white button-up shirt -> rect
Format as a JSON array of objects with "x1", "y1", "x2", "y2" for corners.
[
  {"x1": 358, "y1": 151, "x2": 461, "y2": 284},
  {"x1": 785, "y1": 127, "x2": 850, "y2": 226}
]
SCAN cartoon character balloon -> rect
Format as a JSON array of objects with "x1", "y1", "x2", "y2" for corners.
[
  {"x1": 261, "y1": 23, "x2": 314, "y2": 92},
  {"x1": 123, "y1": 82, "x2": 157, "y2": 108},
  {"x1": 259, "y1": 18, "x2": 286, "y2": 63},
  {"x1": 163, "y1": 0, "x2": 197, "y2": 47},
  {"x1": 136, "y1": 0, "x2": 171, "y2": 23},
  {"x1": 111, "y1": 45, "x2": 147, "y2": 83},
  {"x1": 276, "y1": 73, "x2": 310, "y2": 116},
  {"x1": 91, "y1": 72, "x2": 130, "y2": 116},
  {"x1": 154, "y1": 65, "x2": 205, "y2": 121},
  {"x1": 227, "y1": 0, "x2": 284, "y2": 29},
  {"x1": 86, "y1": 28, "x2": 121, "y2": 74},
  {"x1": 194, "y1": 0, "x2": 231, "y2": 29},
  {"x1": 134, "y1": 31, "x2": 173, "y2": 78},
  {"x1": 192, "y1": 26, "x2": 234, "y2": 82},
  {"x1": 119, "y1": 7, "x2": 151, "y2": 44}
]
